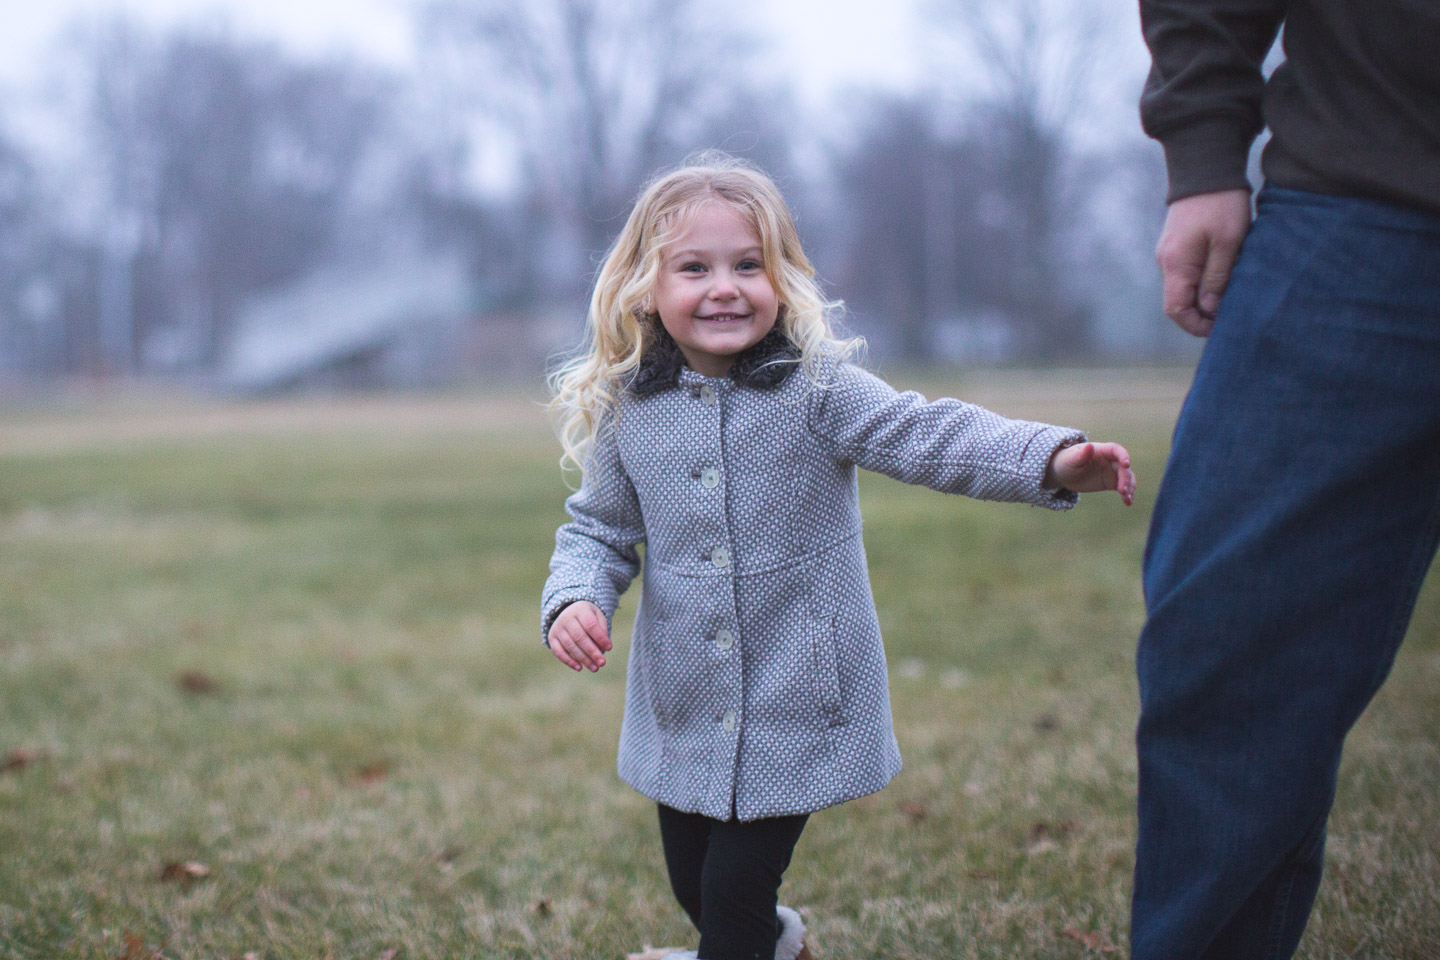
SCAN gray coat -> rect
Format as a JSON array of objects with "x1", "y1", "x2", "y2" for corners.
[{"x1": 542, "y1": 344, "x2": 1083, "y2": 821}]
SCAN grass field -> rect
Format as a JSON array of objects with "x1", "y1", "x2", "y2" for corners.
[{"x1": 1, "y1": 370, "x2": 1436, "y2": 959}]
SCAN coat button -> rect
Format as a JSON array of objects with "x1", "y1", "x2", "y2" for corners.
[
  {"x1": 710, "y1": 547, "x2": 730, "y2": 568},
  {"x1": 715, "y1": 629, "x2": 735, "y2": 651},
  {"x1": 699, "y1": 384, "x2": 717, "y2": 406},
  {"x1": 700, "y1": 467, "x2": 720, "y2": 489},
  {"x1": 721, "y1": 710, "x2": 737, "y2": 732}
]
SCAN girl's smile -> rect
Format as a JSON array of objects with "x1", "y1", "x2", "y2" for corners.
[{"x1": 652, "y1": 202, "x2": 780, "y2": 377}]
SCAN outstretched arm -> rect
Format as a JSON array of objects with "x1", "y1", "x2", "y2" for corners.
[
  {"x1": 806, "y1": 360, "x2": 1086, "y2": 510},
  {"x1": 1138, "y1": 0, "x2": 1282, "y2": 336},
  {"x1": 1044, "y1": 442, "x2": 1136, "y2": 506}
]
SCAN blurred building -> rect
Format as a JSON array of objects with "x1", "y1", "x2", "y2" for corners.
[{"x1": 222, "y1": 256, "x2": 577, "y2": 392}]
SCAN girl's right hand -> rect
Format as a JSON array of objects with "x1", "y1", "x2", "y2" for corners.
[{"x1": 548, "y1": 601, "x2": 613, "y2": 672}]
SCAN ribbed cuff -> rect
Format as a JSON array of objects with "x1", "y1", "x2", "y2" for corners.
[
  {"x1": 1161, "y1": 118, "x2": 1256, "y2": 203},
  {"x1": 1024, "y1": 427, "x2": 1085, "y2": 510},
  {"x1": 540, "y1": 586, "x2": 613, "y2": 645}
]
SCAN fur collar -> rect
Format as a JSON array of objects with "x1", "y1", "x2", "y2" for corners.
[{"x1": 627, "y1": 323, "x2": 800, "y2": 397}]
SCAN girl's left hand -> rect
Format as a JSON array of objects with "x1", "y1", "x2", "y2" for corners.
[{"x1": 1044, "y1": 441, "x2": 1136, "y2": 506}]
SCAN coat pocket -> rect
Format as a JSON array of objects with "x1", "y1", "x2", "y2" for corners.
[
  {"x1": 809, "y1": 614, "x2": 843, "y2": 726},
  {"x1": 637, "y1": 617, "x2": 677, "y2": 731}
]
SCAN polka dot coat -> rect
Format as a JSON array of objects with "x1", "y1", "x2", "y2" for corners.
[{"x1": 541, "y1": 352, "x2": 1084, "y2": 821}]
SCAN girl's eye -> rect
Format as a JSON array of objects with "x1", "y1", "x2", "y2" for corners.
[
  {"x1": 737, "y1": 260, "x2": 761, "y2": 271},
  {"x1": 681, "y1": 263, "x2": 705, "y2": 273}
]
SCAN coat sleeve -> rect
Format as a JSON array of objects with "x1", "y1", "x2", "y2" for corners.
[
  {"x1": 540, "y1": 419, "x2": 645, "y2": 644},
  {"x1": 1138, "y1": 0, "x2": 1287, "y2": 201},
  {"x1": 805, "y1": 361, "x2": 1084, "y2": 509}
]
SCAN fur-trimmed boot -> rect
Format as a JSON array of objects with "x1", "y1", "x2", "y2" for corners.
[
  {"x1": 775, "y1": 905, "x2": 813, "y2": 960},
  {"x1": 626, "y1": 904, "x2": 813, "y2": 960}
]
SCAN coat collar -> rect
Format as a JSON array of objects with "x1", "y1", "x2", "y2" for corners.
[{"x1": 627, "y1": 324, "x2": 800, "y2": 397}]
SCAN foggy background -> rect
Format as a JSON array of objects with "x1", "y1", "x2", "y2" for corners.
[{"x1": 0, "y1": 0, "x2": 1188, "y2": 394}]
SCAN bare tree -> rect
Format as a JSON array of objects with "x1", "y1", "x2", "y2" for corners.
[
  {"x1": 69, "y1": 19, "x2": 396, "y2": 372},
  {"x1": 828, "y1": 98, "x2": 939, "y2": 360},
  {"x1": 0, "y1": 128, "x2": 47, "y2": 375},
  {"x1": 928, "y1": 0, "x2": 1129, "y2": 358},
  {"x1": 419, "y1": 0, "x2": 774, "y2": 298}
]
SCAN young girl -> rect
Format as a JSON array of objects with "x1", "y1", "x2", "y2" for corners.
[{"x1": 542, "y1": 154, "x2": 1135, "y2": 960}]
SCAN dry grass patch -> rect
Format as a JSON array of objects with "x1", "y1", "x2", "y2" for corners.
[{"x1": 1, "y1": 371, "x2": 1436, "y2": 958}]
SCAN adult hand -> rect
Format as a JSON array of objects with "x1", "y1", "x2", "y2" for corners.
[
  {"x1": 1156, "y1": 189, "x2": 1252, "y2": 337},
  {"x1": 547, "y1": 600, "x2": 612, "y2": 672}
]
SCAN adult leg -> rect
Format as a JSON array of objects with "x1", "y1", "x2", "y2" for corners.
[
  {"x1": 656, "y1": 803, "x2": 809, "y2": 960},
  {"x1": 1131, "y1": 188, "x2": 1440, "y2": 960}
]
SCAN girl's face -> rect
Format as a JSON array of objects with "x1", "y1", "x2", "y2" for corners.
[{"x1": 652, "y1": 202, "x2": 779, "y2": 377}]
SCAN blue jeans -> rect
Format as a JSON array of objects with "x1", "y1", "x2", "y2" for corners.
[{"x1": 1132, "y1": 187, "x2": 1440, "y2": 960}]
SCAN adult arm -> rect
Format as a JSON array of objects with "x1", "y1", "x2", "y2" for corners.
[{"x1": 1140, "y1": 0, "x2": 1286, "y2": 335}]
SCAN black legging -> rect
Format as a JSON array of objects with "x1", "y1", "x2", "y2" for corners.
[{"x1": 656, "y1": 804, "x2": 809, "y2": 960}]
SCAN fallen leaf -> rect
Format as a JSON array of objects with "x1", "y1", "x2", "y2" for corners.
[
  {"x1": 1061, "y1": 927, "x2": 1120, "y2": 953},
  {"x1": 1028, "y1": 820, "x2": 1076, "y2": 843},
  {"x1": 897, "y1": 801, "x2": 928, "y2": 824},
  {"x1": 1, "y1": 748, "x2": 44, "y2": 774},
  {"x1": 1027, "y1": 819, "x2": 1077, "y2": 855},
  {"x1": 121, "y1": 931, "x2": 166, "y2": 960},
  {"x1": 159, "y1": 861, "x2": 210, "y2": 882},
  {"x1": 176, "y1": 670, "x2": 218, "y2": 695},
  {"x1": 354, "y1": 761, "x2": 390, "y2": 784}
]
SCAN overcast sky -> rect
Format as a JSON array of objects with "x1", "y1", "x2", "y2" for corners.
[{"x1": 0, "y1": 0, "x2": 936, "y2": 106}]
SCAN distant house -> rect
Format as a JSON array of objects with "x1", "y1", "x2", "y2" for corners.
[{"x1": 223, "y1": 256, "x2": 476, "y2": 392}]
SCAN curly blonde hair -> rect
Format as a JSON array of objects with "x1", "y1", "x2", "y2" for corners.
[{"x1": 549, "y1": 152, "x2": 862, "y2": 472}]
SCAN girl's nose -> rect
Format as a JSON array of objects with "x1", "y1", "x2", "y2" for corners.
[{"x1": 709, "y1": 271, "x2": 738, "y2": 299}]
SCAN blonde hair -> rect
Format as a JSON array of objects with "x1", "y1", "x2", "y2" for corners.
[{"x1": 549, "y1": 152, "x2": 862, "y2": 472}]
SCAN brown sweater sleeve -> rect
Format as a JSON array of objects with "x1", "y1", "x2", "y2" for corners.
[{"x1": 1138, "y1": 0, "x2": 1287, "y2": 202}]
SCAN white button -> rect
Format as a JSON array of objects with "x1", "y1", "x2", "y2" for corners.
[
  {"x1": 721, "y1": 710, "x2": 737, "y2": 732},
  {"x1": 710, "y1": 547, "x2": 730, "y2": 568},
  {"x1": 700, "y1": 467, "x2": 720, "y2": 489},
  {"x1": 715, "y1": 629, "x2": 735, "y2": 651},
  {"x1": 699, "y1": 384, "x2": 717, "y2": 406}
]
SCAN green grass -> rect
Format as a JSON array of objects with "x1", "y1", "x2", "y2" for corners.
[{"x1": 0, "y1": 374, "x2": 1435, "y2": 959}]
